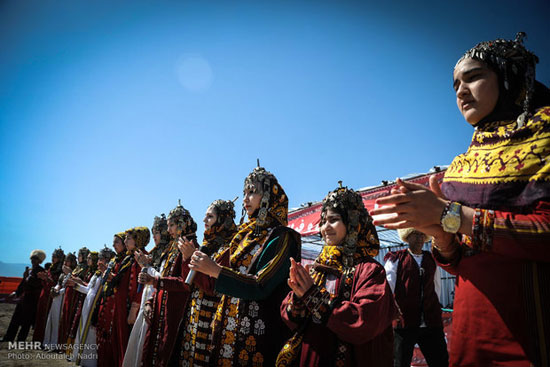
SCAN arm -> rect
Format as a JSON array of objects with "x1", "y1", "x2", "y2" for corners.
[
  {"x1": 301, "y1": 262, "x2": 395, "y2": 345},
  {"x1": 433, "y1": 266, "x2": 441, "y2": 303},
  {"x1": 216, "y1": 232, "x2": 299, "y2": 300},
  {"x1": 155, "y1": 254, "x2": 192, "y2": 292},
  {"x1": 280, "y1": 291, "x2": 310, "y2": 331}
]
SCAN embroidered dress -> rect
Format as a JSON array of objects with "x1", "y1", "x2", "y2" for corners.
[
  {"x1": 210, "y1": 171, "x2": 301, "y2": 367},
  {"x1": 436, "y1": 107, "x2": 550, "y2": 366},
  {"x1": 73, "y1": 272, "x2": 102, "y2": 366},
  {"x1": 33, "y1": 261, "x2": 63, "y2": 343},
  {"x1": 175, "y1": 214, "x2": 238, "y2": 367},
  {"x1": 43, "y1": 274, "x2": 68, "y2": 349}
]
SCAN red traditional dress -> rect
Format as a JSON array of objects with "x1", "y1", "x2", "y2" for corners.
[
  {"x1": 436, "y1": 107, "x2": 550, "y2": 366},
  {"x1": 141, "y1": 241, "x2": 193, "y2": 367},
  {"x1": 33, "y1": 261, "x2": 64, "y2": 343}
]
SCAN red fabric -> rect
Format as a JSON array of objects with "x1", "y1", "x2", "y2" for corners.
[
  {"x1": 59, "y1": 284, "x2": 78, "y2": 343},
  {"x1": 392, "y1": 250, "x2": 442, "y2": 328},
  {"x1": 435, "y1": 201, "x2": 550, "y2": 366},
  {"x1": 141, "y1": 253, "x2": 192, "y2": 367},
  {"x1": 281, "y1": 259, "x2": 395, "y2": 367},
  {"x1": 33, "y1": 267, "x2": 61, "y2": 343}
]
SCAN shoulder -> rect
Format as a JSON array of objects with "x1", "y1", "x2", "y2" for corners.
[
  {"x1": 269, "y1": 226, "x2": 301, "y2": 245},
  {"x1": 383, "y1": 249, "x2": 406, "y2": 262}
]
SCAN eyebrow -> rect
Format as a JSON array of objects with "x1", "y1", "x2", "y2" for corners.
[{"x1": 453, "y1": 67, "x2": 485, "y2": 87}]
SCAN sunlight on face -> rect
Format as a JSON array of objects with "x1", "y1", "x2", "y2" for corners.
[{"x1": 320, "y1": 209, "x2": 347, "y2": 246}]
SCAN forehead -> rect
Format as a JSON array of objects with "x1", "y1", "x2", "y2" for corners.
[
  {"x1": 324, "y1": 209, "x2": 342, "y2": 218},
  {"x1": 453, "y1": 57, "x2": 487, "y2": 78},
  {"x1": 206, "y1": 206, "x2": 217, "y2": 214}
]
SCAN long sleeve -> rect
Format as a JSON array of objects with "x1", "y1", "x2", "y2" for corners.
[
  {"x1": 469, "y1": 201, "x2": 550, "y2": 262},
  {"x1": 325, "y1": 262, "x2": 396, "y2": 345},
  {"x1": 156, "y1": 254, "x2": 192, "y2": 292},
  {"x1": 434, "y1": 266, "x2": 441, "y2": 302},
  {"x1": 383, "y1": 259, "x2": 399, "y2": 294},
  {"x1": 215, "y1": 232, "x2": 299, "y2": 300}
]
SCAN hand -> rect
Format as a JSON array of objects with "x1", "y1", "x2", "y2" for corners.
[
  {"x1": 287, "y1": 258, "x2": 314, "y2": 298},
  {"x1": 134, "y1": 250, "x2": 152, "y2": 267},
  {"x1": 392, "y1": 315, "x2": 405, "y2": 329},
  {"x1": 127, "y1": 303, "x2": 139, "y2": 325},
  {"x1": 189, "y1": 251, "x2": 222, "y2": 278},
  {"x1": 177, "y1": 236, "x2": 196, "y2": 261},
  {"x1": 62, "y1": 265, "x2": 72, "y2": 275},
  {"x1": 143, "y1": 303, "x2": 153, "y2": 325},
  {"x1": 370, "y1": 177, "x2": 448, "y2": 230},
  {"x1": 138, "y1": 272, "x2": 156, "y2": 285},
  {"x1": 66, "y1": 278, "x2": 75, "y2": 287}
]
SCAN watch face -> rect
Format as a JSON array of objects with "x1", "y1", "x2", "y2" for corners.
[{"x1": 444, "y1": 216, "x2": 460, "y2": 231}]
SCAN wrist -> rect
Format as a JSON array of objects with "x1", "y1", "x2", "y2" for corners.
[{"x1": 432, "y1": 234, "x2": 459, "y2": 260}]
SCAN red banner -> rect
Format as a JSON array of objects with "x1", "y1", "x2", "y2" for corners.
[{"x1": 288, "y1": 170, "x2": 446, "y2": 236}]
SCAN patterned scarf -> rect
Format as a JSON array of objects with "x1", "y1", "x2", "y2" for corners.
[
  {"x1": 211, "y1": 175, "x2": 289, "y2": 366},
  {"x1": 442, "y1": 106, "x2": 550, "y2": 210}
]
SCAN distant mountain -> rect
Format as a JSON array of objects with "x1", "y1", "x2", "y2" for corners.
[{"x1": 0, "y1": 262, "x2": 27, "y2": 277}]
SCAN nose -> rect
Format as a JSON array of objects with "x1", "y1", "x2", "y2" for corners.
[{"x1": 456, "y1": 82, "x2": 469, "y2": 99}]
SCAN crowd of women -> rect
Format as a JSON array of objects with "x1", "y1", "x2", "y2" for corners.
[{"x1": 3, "y1": 33, "x2": 550, "y2": 367}]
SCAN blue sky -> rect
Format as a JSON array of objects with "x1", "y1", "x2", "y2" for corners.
[{"x1": 1, "y1": 0, "x2": 549, "y2": 265}]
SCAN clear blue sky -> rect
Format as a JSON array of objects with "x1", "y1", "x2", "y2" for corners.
[{"x1": 1, "y1": 0, "x2": 549, "y2": 265}]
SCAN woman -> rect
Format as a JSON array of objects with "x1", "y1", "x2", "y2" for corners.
[
  {"x1": 277, "y1": 185, "x2": 395, "y2": 366},
  {"x1": 96, "y1": 232, "x2": 127, "y2": 367},
  {"x1": 34, "y1": 247, "x2": 65, "y2": 344},
  {"x1": 60, "y1": 247, "x2": 90, "y2": 349},
  {"x1": 172, "y1": 199, "x2": 238, "y2": 366},
  {"x1": 190, "y1": 165, "x2": 301, "y2": 366},
  {"x1": 72, "y1": 247, "x2": 115, "y2": 366},
  {"x1": 123, "y1": 214, "x2": 171, "y2": 367},
  {"x1": 140, "y1": 202, "x2": 197, "y2": 367},
  {"x1": 370, "y1": 33, "x2": 550, "y2": 366},
  {"x1": 43, "y1": 252, "x2": 77, "y2": 350}
]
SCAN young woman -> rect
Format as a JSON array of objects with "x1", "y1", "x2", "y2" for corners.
[
  {"x1": 43, "y1": 252, "x2": 77, "y2": 350},
  {"x1": 140, "y1": 202, "x2": 197, "y2": 367},
  {"x1": 123, "y1": 214, "x2": 171, "y2": 367},
  {"x1": 278, "y1": 185, "x2": 396, "y2": 366},
  {"x1": 96, "y1": 232, "x2": 127, "y2": 367},
  {"x1": 370, "y1": 33, "x2": 550, "y2": 366},
  {"x1": 190, "y1": 166, "x2": 301, "y2": 366},
  {"x1": 72, "y1": 247, "x2": 115, "y2": 367},
  {"x1": 34, "y1": 248, "x2": 65, "y2": 344},
  {"x1": 171, "y1": 199, "x2": 238, "y2": 366}
]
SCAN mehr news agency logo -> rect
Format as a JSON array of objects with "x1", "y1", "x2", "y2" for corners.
[{"x1": 6, "y1": 341, "x2": 98, "y2": 360}]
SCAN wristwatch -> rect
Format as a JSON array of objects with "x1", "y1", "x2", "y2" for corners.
[{"x1": 440, "y1": 201, "x2": 462, "y2": 233}]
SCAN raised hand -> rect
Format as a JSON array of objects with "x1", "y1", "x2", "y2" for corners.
[{"x1": 287, "y1": 258, "x2": 314, "y2": 298}]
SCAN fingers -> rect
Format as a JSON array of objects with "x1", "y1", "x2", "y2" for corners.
[
  {"x1": 374, "y1": 192, "x2": 412, "y2": 206},
  {"x1": 429, "y1": 176, "x2": 447, "y2": 199},
  {"x1": 396, "y1": 178, "x2": 429, "y2": 191}
]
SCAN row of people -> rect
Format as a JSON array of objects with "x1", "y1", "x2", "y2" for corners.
[{"x1": 4, "y1": 32, "x2": 550, "y2": 367}]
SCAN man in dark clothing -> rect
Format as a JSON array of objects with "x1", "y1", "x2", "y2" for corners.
[
  {"x1": 2, "y1": 250, "x2": 46, "y2": 342},
  {"x1": 384, "y1": 228, "x2": 449, "y2": 367}
]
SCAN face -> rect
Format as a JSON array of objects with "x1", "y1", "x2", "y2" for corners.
[
  {"x1": 153, "y1": 231, "x2": 161, "y2": 246},
  {"x1": 113, "y1": 236, "x2": 125, "y2": 254},
  {"x1": 52, "y1": 255, "x2": 60, "y2": 264},
  {"x1": 167, "y1": 219, "x2": 181, "y2": 239},
  {"x1": 203, "y1": 206, "x2": 218, "y2": 230},
  {"x1": 453, "y1": 58, "x2": 499, "y2": 126},
  {"x1": 125, "y1": 234, "x2": 136, "y2": 251},
  {"x1": 406, "y1": 232, "x2": 425, "y2": 252},
  {"x1": 64, "y1": 259, "x2": 73, "y2": 268},
  {"x1": 243, "y1": 183, "x2": 263, "y2": 217},
  {"x1": 86, "y1": 254, "x2": 94, "y2": 266},
  {"x1": 78, "y1": 254, "x2": 84, "y2": 263},
  {"x1": 31, "y1": 256, "x2": 40, "y2": 267},
  {"x1": 320, "y1": 209, "x2": 347, "y2": 246},
  {"x1": 98, "y1": 257, "x2": 108, "y2": 267}
]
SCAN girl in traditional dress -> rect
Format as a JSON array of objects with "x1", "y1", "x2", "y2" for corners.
[
  {"x1": 139, "y1": 202, "x2": 197, "y2": 367},
  {"x1": 34, "y1": 247, "x2": 65, "y2": 344},
  {"x1": 72, "y1": 248, "x2": 115, "y2": 366},
  {"x1": 189, "y1": 165, "x2": 301, "y2": 366},
  {"x1": 277, "y1": 185, "x2": 396, "y2": 367},
  {"x1": 123, "y1": 215, "x2": 170, "y2": 367},
  {"x1": 43, "y1": 252, "x2": 76, "y2": 350},
  {"x1": 171, "y1": 199, "x2": 238, "y2": 366},
  {"x1": 370, "y1": 33, "x2": 550, "y2": 366}
]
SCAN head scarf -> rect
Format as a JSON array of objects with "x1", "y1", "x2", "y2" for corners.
[
  {"x1": 88, "y1": 251, "x2": 99, "y2": 273},
  {"x1": 203, "y1": 199, "x2": 238, "y2": 255},
  {"x1": 445, "y1": 33, "x2": 550, "y2": 210},
  {"x1": 150, "y1": 214, "x2": 171, "y2": 269},
  {"x1": 168, "y1": 201, "x2": 198, "y2": 241},
  {"x1": 50, "y1": 248, "x2": 65, "y2": 276},
  {"x1": 72, "y1": 246, "x2": 90, "y2": 278},
  {"x1": 314, "y1": 185, "x2": 379, "y2": 281},
  {"x1": 229, "y1": 166, "x2": 288, "y2": 269},
  {"x1": 457, "y1": 32, "x2": 550, "y2": 126},
  {"x1": 125, "y1": 226, "x2": 151, "y2": 250}
]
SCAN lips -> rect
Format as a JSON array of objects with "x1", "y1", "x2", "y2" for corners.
[{"x1": 462, "y1": 100, "x2": 475, "y2": 110}]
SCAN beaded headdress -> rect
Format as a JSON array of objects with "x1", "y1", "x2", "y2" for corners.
[
  {"x1": 52, "y1": 247, "x2": 65, "y2": 260},
  {"x1": 99, "y1": 246, "x2": 115, "y2": 261},
  {"x1": 152, "y1": 214, "x2": 170, "y2": 244},
  {"x1": 78, "y1": 247, "x2": 90, "y2": 261},
  {"x1": 320, "y1": 183, "x2": 379, "y2": 267},
  {"x1": 457, "y1": 32, "x2": 539, "y2": 126},
  {"x1": 65, "y1": 252, "x2": 77, "y2": 268},
  {"x1": 209, "y1": 199, "x2": 237, "y2": 230},
  {"x1": 168, "y1": 200, "x2": 197, "y2": 237},
  {"x1": 244, "y1": 161, "x2": 288, "y2": 229}
]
